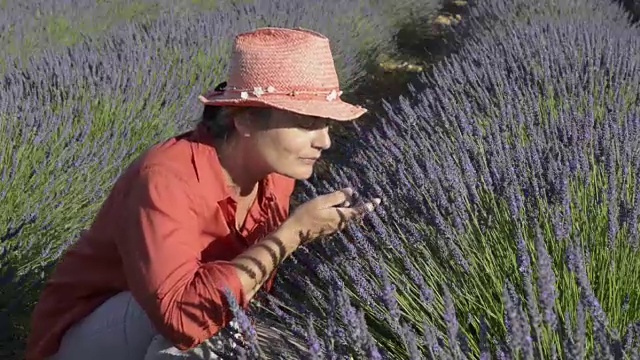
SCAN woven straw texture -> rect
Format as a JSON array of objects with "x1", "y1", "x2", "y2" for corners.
[{"x1": 198, "y1": 27, "x2": 367, "y2": 121}]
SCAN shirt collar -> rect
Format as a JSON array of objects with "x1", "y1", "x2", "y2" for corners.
[{"x1": 188, "y1": 123, "x2": 277, "y2": 205}]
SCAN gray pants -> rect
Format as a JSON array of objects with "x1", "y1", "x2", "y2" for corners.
[{"x1": 48, "y1": 291, "x2": 307, "y2": 360}]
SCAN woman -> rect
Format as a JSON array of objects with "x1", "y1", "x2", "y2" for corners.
[{"x1": 25, "y1": 27, "x2": 381, "y2": 360}]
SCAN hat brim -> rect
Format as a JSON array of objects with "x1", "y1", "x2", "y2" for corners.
[{"x1": 198, "y1": 94, "x2": 367, "y2": 122}]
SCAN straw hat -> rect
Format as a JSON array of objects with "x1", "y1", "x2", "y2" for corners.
[{"x1": 198, "y1": 27, "x2": 368, "y2": 121}]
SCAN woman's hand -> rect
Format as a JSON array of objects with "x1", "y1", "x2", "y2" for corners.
[
  {"x1": 285, "y1": 188, "x2": 381, "y2": 245},
  {"x1": 233, "y1": 188, "x2": 381, "y2": 300}
]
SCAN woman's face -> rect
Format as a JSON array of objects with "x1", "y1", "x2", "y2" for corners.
[{"x1": 236, "y1": 108, "x2": 333, "y2": 180}]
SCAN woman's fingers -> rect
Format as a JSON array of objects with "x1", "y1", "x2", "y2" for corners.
[{"x1": 335, "y1": 197, "x2": 381, "y2": 221}]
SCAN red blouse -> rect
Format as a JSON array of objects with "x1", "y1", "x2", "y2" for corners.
[{"x1": 25, "y1": 124, "x2": 296, "y2": 359}]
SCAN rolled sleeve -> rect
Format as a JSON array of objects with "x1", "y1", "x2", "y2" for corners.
[{"x1": 115, "y1": 165, "x2": 246, "y2": 351}]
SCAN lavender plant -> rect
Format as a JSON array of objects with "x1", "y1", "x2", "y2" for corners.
[{"x1": 222, "y1": 11, "x2": 640, "y2": 360}]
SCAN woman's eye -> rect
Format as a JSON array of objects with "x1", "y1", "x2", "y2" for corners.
[
  {"x1": 295, "y1": 115, "x2": 329, "y2": 130},
  {"x1": 299, "y1": 117, "x2": 317, "y2": 129}
]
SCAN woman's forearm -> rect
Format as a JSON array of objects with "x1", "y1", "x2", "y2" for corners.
[{"x1": 231, "y1": 221, "x2": 301, "y2": 300}]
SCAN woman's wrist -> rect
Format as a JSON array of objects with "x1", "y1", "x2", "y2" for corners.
[{"x1": 272, "y1": 219, "x2": 303, "y2": 255}]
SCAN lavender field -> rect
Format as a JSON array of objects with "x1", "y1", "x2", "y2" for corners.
[{"x1": 2, "y1": 0, "x2": 640, "y2": 359}]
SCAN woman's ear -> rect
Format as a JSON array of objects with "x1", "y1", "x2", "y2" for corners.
[
  {"x1": 232, "y1": 109, "x2": 254, "y2": 137},
  {"x1": 232, "y1": 108, "x2": 272, "y2": 137}
]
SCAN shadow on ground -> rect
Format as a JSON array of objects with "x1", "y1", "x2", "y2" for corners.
[{"x1": 616, "y1": 0, "x2": 640, "y2": 23}]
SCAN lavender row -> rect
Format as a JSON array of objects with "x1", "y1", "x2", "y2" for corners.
[
  {"x1": 223, "y1": 4, "x2": 640, "y2": 360},
  {"x1": 0, "y1": 0, "x2": 236, "y2": 68},
  {"x1": 0, "y1": 0, "x2": 444, "y2": 72},
  {"x1": 462, "y1": 0, "x2": 636, "y2": 29}
]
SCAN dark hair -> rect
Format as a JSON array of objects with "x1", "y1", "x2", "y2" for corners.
[
  {"x1": 199, "y1": 105, "x2": 273, "y2": 141},
  {"x1": 200, "y1": 105, "x2": 233, "y2": 140},
  {"x1": 199, "y1": 82, "x2": 273, "y2": 140}
]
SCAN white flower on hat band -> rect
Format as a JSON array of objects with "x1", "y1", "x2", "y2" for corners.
[
  {"x1": 252, "y1": 87, "x2": 264, "y2": 97},
  {"x1": 326, "y1": 89, "x2": 338, "y2": 101},
  {"x1": 231, "y1": 87, "x2": 342, "y2": 101}
]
